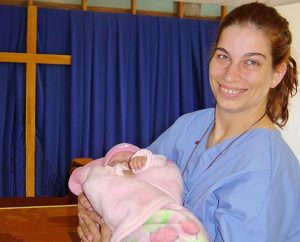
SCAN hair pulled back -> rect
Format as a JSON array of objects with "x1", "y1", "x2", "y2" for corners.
[{"x1": 213, "y1": 2, "x2": 298, "y2": 127}]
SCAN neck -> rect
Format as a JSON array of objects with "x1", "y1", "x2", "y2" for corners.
[{"x1": 207, "y1": 107, "x2": 272, "y2": 148}]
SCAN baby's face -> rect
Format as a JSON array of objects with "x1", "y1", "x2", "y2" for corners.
[{"x1": 108, "y1": 151, "x2": 134, "y2": 167}]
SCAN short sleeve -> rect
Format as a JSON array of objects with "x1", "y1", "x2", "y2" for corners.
[
  {"x1": 209, "y1": 168, "x2": 299, "y2": 242},
  {"x1": 286, "y1": 190, "x2": 300, "y2": 242},
  {"x1": 147, "y1": 114, "x2": 191, "y2": 164},
  {"x1": 211, "y1": 170, "x2": 269, "y2": 241}
]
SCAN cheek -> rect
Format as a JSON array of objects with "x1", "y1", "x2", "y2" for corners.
[
  {"x1": 209, "y1": 60, "x2": 225, "y2": 79},
  {"x1": 245, "y1": 75, "x2": 272, "y2": 97},
  {"x1": 209, "y1": 64, "x2": 220, "y2": 86},
  {"x1": 209, "y1": 60, "x2": 216, "y2": 76},
  {"x1": 209, "y1": 63, "x2": 217, "y2": 83}
]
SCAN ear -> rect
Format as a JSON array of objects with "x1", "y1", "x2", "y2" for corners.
[{"x1": 270, "y1": 62, "x2": 287, "y2": 88}]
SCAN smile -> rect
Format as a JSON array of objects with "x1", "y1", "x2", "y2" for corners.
[{"x1": 220, "y1": 85, "x2": 247, "y2": 95}]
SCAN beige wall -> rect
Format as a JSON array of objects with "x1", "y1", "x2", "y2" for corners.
[{"x1": 276, "y1": 4, "x2": 300, "y2": 162}]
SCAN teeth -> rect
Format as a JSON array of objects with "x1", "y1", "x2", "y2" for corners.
[{"x1": 220, "y1": 86, "x2": 244, "y2": 95}]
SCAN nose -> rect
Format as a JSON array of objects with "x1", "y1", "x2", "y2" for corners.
[{"x1": 223, "y1": 61, "x2": 240, "y2": 83}]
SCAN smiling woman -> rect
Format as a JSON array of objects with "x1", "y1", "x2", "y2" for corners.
[
  {"x1": 77, "y1": 2, "x2": 300, "y2": 242},
  {"x1": 210, "y1": 3, "x2": 298, "y2": 130},
  {"x1": 209, "y1": 24, "x2": 285, "y2": 131}
]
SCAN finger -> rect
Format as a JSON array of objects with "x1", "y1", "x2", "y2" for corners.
[
  {"x1": 135, "y1": 160, "x2": 139, "y2": 170},
  {"x1": 77, "y1": 225, "x2": 83, "y2": 240},
  {"x1": 100, "y1": 222, "x2": 111, "y2": 242},
  {"x1": 85, "y1": 210, "x2": 103, "y2": 224},
  {"x1": 128, "y1": 161, "x2": 132, "y2": 170},
  {"x1": 78, "y1": 193, "x2": 92, "y2": 210},
  {"x1": 82, "y1": 213, "x2": 103, "y2": 242},
  {"x1": 130, "y1": 159, "x2": 137, "y2": 170},
  {"x1": 79, "y1": 213, "x2": 94, "y2": 242},
  {"x1": 133, "y1": 162, "x2": 138, "y2": 171},
  {"x1": 77, "y1": 225, "x2": 90, "y2": 242},
  {"x1": 78, "y1": 201, "x2": 86, "y2": 213},
  {"x1": 137, "y1": 160, "x2": 144, "y2": 170},
  {"x1": 78, "y1": 193, "x2": 87, "y2": 206}
]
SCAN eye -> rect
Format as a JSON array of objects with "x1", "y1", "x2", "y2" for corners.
[
  {"x1": 245, "y1": 59, "x2": 259, "y2": 66},
  {"x1": 217, "y1": 54, "x2": 230, "y2": 61}
]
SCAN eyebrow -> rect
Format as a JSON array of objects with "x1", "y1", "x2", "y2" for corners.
[
  {"x1": 244, "y1": 52, "x2": 267, "y2": 60},
  {"x1": 215, "y1": 47, "x2": 267, "y2": 60},
  {"x1": 216, "y1": 47, "x2": 229, "y2": 55}
]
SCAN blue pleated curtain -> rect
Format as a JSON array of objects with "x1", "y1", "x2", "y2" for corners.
[
  {"x1": 0, "y1": 5, "x2": 218, "y2": 196},
  {"x1": 0, "y1": 6, "x2": 26, "y2": 196}
]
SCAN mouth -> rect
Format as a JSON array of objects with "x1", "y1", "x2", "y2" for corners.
[{"x1": 219, "y1": 84, "x2": 247, "y2": 96}]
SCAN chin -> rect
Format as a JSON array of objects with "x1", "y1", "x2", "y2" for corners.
[{"x1": 216, "y1": 102, "x2": 245, "y2": 114}]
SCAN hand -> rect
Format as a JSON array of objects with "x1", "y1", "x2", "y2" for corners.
[
  {"x1": 77, "y1": 193, "x2": 111, "y2": 242},
  {"x1": 78, "y1": 192, "x2": 93, "y2": 211},
  {"x1": 129, "y1": 156, "x2": 146, "y2": 172},
  {"x1": 123, "y1": 169, "x2": 134, "y2": 177},
  {"x1": 78, "y1": 194, "x2": 102, "y2": 225},
  {"x1": 78, "y1": 213, "x2": 111, "y2": 242}
]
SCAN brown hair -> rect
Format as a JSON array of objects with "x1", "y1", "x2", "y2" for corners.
[{"x1": 212, "y1": 2, "x2": 298, "y2": 128}]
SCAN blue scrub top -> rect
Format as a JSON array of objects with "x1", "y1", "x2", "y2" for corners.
[{"x1": 147, "y1": 108, "x2": 300, "y2": 242}]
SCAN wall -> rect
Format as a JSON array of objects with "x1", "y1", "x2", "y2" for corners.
[
  {"x1": 32, "y1": 1, "x2": 300, "y2": 161},
  {"x1": 276, "y1": 3, "x2": 300, "y2": 162},
  {"x1": 36, "y1": 0, "x2": 223, "y2": 16}
]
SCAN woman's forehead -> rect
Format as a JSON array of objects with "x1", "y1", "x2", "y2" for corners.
[{"x1": 218, "y1": 24, "x2": 271, "y2": 57}]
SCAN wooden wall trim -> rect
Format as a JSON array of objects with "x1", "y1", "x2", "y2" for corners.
[
  {"x1": 0, "y1": 53, "x2": 71, "y2": 64},
  {"x1": 25, "y1": 5, "x2": 37, "y2": 197},
  {"x1": 25, "y1": 61, "x2": 36, "y2": 197},
  {"x1": 0, "y1": 0, "x2": 221, "y2": 20},
  {"x1": 82, "y1": 0, "x2": 87, "y2": 11},
  {"x1": 131, "y1": 0, "x2": 136, "y2": 15},
  {"x1": 177, "y1": 2, "x2": 184, "y2": 18},
  {"x1": 221, "y1": 5, "x2": 227, "y2": 19}
]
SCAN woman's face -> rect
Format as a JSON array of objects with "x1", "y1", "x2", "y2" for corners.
[{"x1": 209, "y1": 24, "x2": 282, "y2": 115}]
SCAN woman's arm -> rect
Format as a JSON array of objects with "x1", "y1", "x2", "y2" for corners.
[
  {"x1": 197, "y1": 167, "x2": 299, "y2": 241},
  {"x1": 77, "y1": 193, "x2": 111, "y2": 242}
]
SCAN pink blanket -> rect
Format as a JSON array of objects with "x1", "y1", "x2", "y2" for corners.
[{"x1": 83, "y1": 162, "x2": 209, "y2": 242}]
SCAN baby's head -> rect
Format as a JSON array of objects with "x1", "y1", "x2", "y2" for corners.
[{"x1": 104, "y1": 143, "x2": 140, "y2": 166}]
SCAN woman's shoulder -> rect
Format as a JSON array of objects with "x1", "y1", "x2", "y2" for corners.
[
  {"x1": 240, "y1": 128, "x2": 299, "y2": 175},
  {"x1": 174, "y1": 108, "x2": 215, "y2": 126},
  {"x1": 246, "y1": 129, "x2": 297, "y2": 158},
  {"x1": 180, "y1": 108, "x2": 214, "y2": 119},
  {"x1": 147, "y1": 108, "x2": 215, "y2": 159},
  {"x1": 165, "y1": 108, "x2": 215, "y2": 138}
]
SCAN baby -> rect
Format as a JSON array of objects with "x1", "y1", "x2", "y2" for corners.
[{"x1": 69, "y1": 143, "x2": 209, "y2": 242}]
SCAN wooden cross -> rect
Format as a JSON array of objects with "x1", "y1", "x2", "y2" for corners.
[{"x1": 0, "y1": 4, "x2": 71, "y2": 196}]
